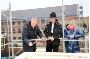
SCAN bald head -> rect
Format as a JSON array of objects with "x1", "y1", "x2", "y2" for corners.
[
  {"x1": 31, "y1": 18, "x2": 38, "y2": 28},
  {"x1": 31, "y1": 18, "x2": 38, "y2": 22}
]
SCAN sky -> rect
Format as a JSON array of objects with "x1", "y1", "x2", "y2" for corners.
[{"x1": 1, "y1": 0, "x2": 89, "y2": 17}]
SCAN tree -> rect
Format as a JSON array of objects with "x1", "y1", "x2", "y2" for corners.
[
  {"x1": 83, "y1": 23, "x2": 87, "y2": 28},
  {"x1": 14, "y1": 44, "x2": 18, "y2": 47}
]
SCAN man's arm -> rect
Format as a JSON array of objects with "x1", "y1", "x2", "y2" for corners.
[
  {"x1": 53, "y1": 24, "x2": 63, "y2": 39},
  {"x1": 22, "y1": 28, "x2": 30, "y2": 46},
  {"x1": 37, "y1": 26, "x2": 43, "y2": 38},
  {"x1": 43, "y1": 25, "x2": 49, "y2": 38}
]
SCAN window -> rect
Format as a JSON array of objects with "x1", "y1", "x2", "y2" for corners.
[
  {"x1": 41, "y1": 19, "x2": 45, "y2": 25},
  {"x1": 17, "y1": 21, "x2": 20, "y2": 25},
  {"x1": 2, "y1": 29, "x2": 5, "y2": 34},
  {"x1": 2, "y1": 29, "x2": 5, "y2": 32},
  {"x1": 13, "y1": 29, "x2": 16, "y2": 33},
  {"x1": 5, "y1": 22, "x2": 10, "y2": 26},
  {"x1": 5, "y1": 22, "x2": 7, "y2": 26},
  {"x1": 46, "y1": 19, "x2": 50, "y2": 24},
  {"x1": 37, "y1": 20, "x2": 40, "y2": 25},
  {"x1": 1, "y1": 22, "x2": 4, "y2": 26},
  {"x1": 2, "y1": 32, "x2": 5, "y2": 34},
  {"x1": 18, "y1": 29, "x2": 21, "y2": 33},
  {"x1": 12, "y1": 22, "x2": 15, "y2": 25},
  {"x1": 7, "y1": 29, "x2": 10, "y2": 33},
  {"x1": 7, "y1": 29, "x2": 11, "y2": 33},
  {"x1": 23, "y1": 21, "x2": 26, "y2": 25},
  {"x1": 8, "y1": 22, "x2": 10, "y2": 26},
  {"x1": 9, "y1": 29, "x2": 10, "y2": 33},
  {"x1": 13, "y1": 37, "x2": 16, "y2": 40},
  {"x1": 18, "y1": 37, "x2": 21, "y2": 40}
]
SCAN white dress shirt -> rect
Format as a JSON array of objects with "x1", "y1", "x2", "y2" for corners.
[{"x1": 51, "y1": 23, "x2": 54, "y2": 33}]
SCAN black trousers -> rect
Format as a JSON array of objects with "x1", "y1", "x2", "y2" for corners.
[
  {"x1": 46, "y1": 44, "x2": 59, "y2": 52},
  {"x1": 23, "y1": 44, "x2": 36, "y2": 52},
  {"x1": 46, "y1": 33, "x2": 59, "y2": 52}
]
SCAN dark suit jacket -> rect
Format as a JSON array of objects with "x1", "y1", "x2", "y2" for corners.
[
  {"x1": 44, "y1": 21, "x2": 63, "y2": 45},
  {"x1": 22, "y1": 21, "x2": 43, "y2": 52}
]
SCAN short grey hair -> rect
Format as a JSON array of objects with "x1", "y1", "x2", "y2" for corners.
[{"x1": 31, "y1": 18, "x2": 38, "y2": 22}]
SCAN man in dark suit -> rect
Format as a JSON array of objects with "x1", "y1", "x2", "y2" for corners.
[
  {"x1": 44, "y1": 12, "x2": 63, "y2": 52},
  {"x1": 22, "y1": 18, "x2": 45, "y2": 52}
]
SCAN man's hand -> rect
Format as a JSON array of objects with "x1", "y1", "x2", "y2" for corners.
[
  {"x1": 48, "y1": 36, "x2": 54, "y2": 41},
  {"x1": 41, "y1": 37, "x2": 45, "y2": 40},
  {"x1": 51, "y1": 37, "x2": 54, "y2": 41},
  {"x1": 70, "y1": 35, "x2": 74, "y2": 39},
  {"x1": 35, "y1": 40, "x2": 38, "y2": 44},
  {"x1": 48, "y1": 36, "x2": 52, "y2": 40},
  {"x1": 29, "y1": 42, "x2": 33, "y2": 46}
]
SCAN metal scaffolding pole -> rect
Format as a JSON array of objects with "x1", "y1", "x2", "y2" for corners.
[
  {"x1": 9, "y1": 2, "x2": 14, "y2": 58},
  {"x1": 1, "y1": 12, "x2": 10, "y2": 21},
  {"x1": 78, "y1": 3, "x2": 83, "y2": 29},
  {"x1": 81, "y1": 3, "x2": 83, "y2": 30},
  {"x1": 77, "y1": 3, "x2": 79, "y2": 27},
  {"x1": 7, "y1": 17, "x2": 10, "y2": 59},
  {"x1": 78, "y1": 4, "x2": 80, "y2": 28},
  {"x1": 62, "y1": 0, "x2": 65, "y2": 53},
  {"x1": 1, "y1": 4, "x2": 11, "y2": 59}
]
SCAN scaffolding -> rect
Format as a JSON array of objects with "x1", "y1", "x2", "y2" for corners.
[
  {"x1": 1, "y1": 2, "x2": 14, "y2": 59},
  {"x1": 1, "y1": 36, "x2": 11, "y2": 59},
  {"x1": 1, "y1": 1, "x2": 89, "y2": 59}
]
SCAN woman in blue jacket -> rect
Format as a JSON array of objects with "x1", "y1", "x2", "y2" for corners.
[{"x1": 64, "y1": 20, "x2": 84, "y2": 53}]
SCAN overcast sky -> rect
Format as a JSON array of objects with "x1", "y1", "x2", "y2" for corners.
[{"x1": 1, "y1": 0, "x2": 89, "y2": 17}]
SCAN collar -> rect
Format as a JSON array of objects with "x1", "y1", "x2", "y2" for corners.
[{"x1": 28, "y1": 21, "x2": 37, "y2": 29}]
